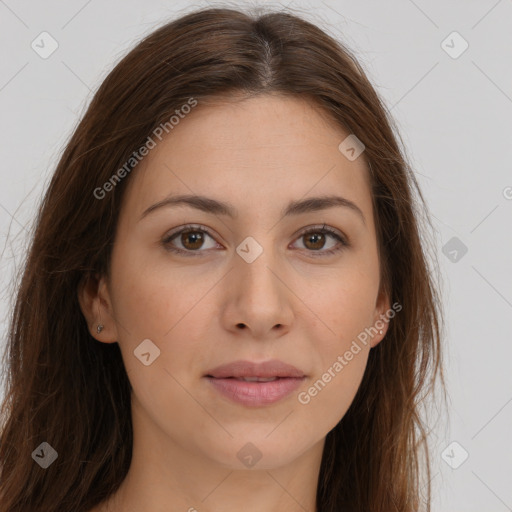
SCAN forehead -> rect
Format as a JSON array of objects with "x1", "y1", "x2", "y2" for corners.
[{"x1": 121, "y1": 94, "x2": 373, "y2": 221}]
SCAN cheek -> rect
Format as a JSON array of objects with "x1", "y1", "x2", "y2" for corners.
[
  {"x1": 298, "y1": 302, "x2": 372, "y2": 434},
  {"x1": 306, "y1": 264, "x2": 379, "y2": 342},
  {"x1": 108, "y1": 249, "x2": 216, "y2": 386},
  {"x1": 109, "y1": 241, "x2": 213, "y2": 339},
  {"x1": 297, "y1": 268, "x2": 376, "y2": 413},
  {"x1": 109, "y1": 263, "x2": 211, "y2": 436},
  {"x1": 300, "y1": 347, "x2": 369, "y2": 415}
]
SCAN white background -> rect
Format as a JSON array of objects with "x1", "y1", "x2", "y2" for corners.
[{"x1": 1, "y1": 1, "x2": 511, "y2": 510}]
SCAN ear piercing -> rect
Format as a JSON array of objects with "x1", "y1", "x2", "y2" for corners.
[{"x1": 379, "y1": 329, "x2": 383, "y2": 335}]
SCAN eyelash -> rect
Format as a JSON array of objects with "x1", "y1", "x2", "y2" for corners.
[{"x1": 162, "y1": 223, "x2": 349, "y2": 257}]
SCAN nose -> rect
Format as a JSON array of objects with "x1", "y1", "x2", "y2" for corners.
[{"x1": 221, "y1": 244, "x2": 294, "y2": 340}]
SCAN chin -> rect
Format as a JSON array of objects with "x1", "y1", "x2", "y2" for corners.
[{"x1": 196, "y1": 432, "x2": 318, "y2": 471}]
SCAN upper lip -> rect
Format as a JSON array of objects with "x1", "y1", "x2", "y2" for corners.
[{"x1": 205, "y1": 359, "x2": 306, "y2": 379}]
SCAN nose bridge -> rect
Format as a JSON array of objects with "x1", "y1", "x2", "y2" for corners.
[
  {"x1": 228, "y1": 234, "x2": 292, "y2": 333},
  {"x1": 236, "y1": 239, "x2": 281, "y2": 305}
]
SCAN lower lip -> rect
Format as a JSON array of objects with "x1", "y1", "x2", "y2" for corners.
[{"x1": 205, "y1": 376, "x2": 305, "y2": 406}]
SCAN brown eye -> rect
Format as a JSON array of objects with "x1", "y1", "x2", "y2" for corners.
[
  {"x1": 302, "y1": 232, "x2": 326, "y2": 250},
  {"x1": 179, "y1": 230, "x2": 205, "y2": 250},
  {"x1": 162, "y1": 224, "x2": 348, "y2": 258},
  {"x1": 162, "y1": 225, "x2": 219, "y2": 256},
  {"x1": 292, "y1": 226, "x2": 349, "y2": 256}
]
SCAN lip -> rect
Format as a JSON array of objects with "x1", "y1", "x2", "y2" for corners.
[
  {"x1": 205, "y1": 359, "x2": 306, "y2": 379},
  {"x1": 204, "y1": 359, "x2": 307, "y2": 407}
]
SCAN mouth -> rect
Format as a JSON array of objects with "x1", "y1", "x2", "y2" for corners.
[
  {"x1": 204, "y1": 359, "x2": 306, "y2": 379},
  {"x1": 204, "y1": 359, "x2": 306, "y2": 407},
  {"x1": 209, "y1": 376, "x2": 282, "y2": 382}
]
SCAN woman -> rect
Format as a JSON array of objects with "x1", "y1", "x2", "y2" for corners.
[{"x1": 0, "y1": 6, "x2": 446, "y2": 511}]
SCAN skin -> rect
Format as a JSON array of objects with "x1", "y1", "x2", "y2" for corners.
[{"x1": 80, "y1": 93, "x2": 390, "y2": 512}]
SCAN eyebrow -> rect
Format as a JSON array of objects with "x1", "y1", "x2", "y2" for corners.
[{"x1": 139, "y1": 193, "x2": 366, "y2": 225}]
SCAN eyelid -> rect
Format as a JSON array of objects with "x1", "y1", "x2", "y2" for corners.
[
  {"x1": 294, "y1": 224, "x2": 348, "y2": 244},
  {"x1": 164, "y1": 223, "x2": 217, "y2": 241},
  {"x1": 162, "y1": 223, "x2": 222, "y2": 255}
]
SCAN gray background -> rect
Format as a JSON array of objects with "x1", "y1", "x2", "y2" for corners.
[{"x1": 1, "y1": 0, "x2": 511, "y2": 510}]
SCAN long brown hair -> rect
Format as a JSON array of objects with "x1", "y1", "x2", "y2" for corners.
[{"x1": 0, "y1": 6, "x2": 446, "y2": 511}]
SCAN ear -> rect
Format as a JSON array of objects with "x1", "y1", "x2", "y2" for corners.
[
  {"x1": 77, "y1": 272, "x2": 119, "y2": 343},
  {"x1": 370, "y1": 284, "x2": 391, "y2": 349}
]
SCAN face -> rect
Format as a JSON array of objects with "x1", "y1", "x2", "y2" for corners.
[{"x1": 86, "y1": 93, "x2": 389, "y2": 470}]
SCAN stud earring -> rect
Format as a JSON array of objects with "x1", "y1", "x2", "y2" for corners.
[
  {"x1": 97, "y1": 324, "x2": 104, "y2": 334},
  {"x1": 379, "y1": 329, "x2": 383, "y2": 335}
]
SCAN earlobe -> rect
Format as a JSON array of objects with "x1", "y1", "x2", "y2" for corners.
[
  {"x1": 371, "y1": 288, "x2": 391, "y2": 348},
  {"x1": 77, "y1": 272, "x2": 118, "y2": 343}
]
